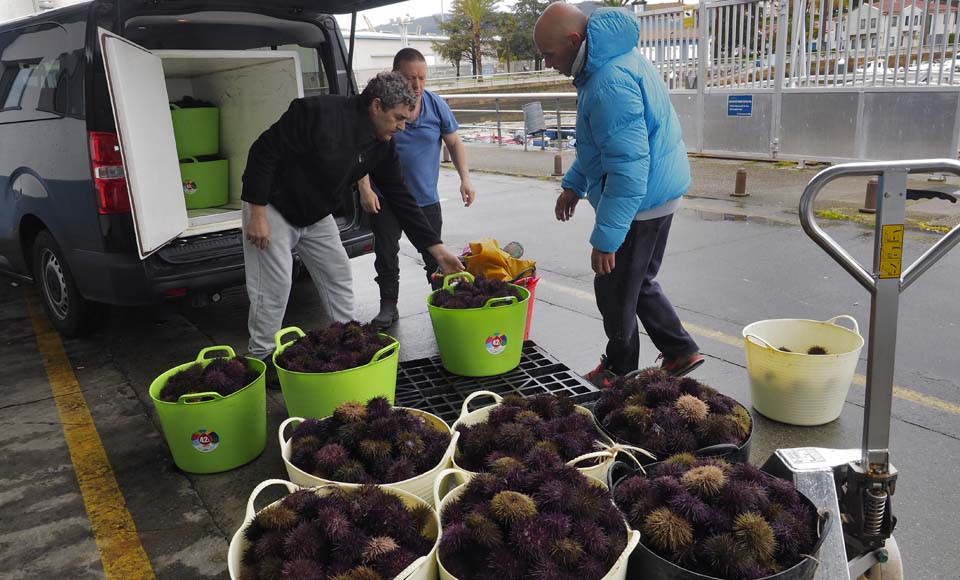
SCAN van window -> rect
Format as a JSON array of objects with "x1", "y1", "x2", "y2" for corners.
[
  {"x1": 0, "y1": 62, "x2": 38, "y2": 109},
  {"x1": 0, "y1": 22, "x2": 85, "y2": 123}
]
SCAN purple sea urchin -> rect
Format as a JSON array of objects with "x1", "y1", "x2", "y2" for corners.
[
  {"x1": 550, "y1": 538, "x2": 585, "y2": 566},
  {"x1": 454, "y1": 394, "x2": 607, "y2": 472},
  {"x1": 243, "y1": 486, "x2": 433, "y2": 580},
  {"x1": 289, "y1": 399, "x2": 450, "y2": 485},
  {"x1": 276, "y1": 321, "x2": 393, "y2": 374},
  {"x1": 440, "y1": 449, "x2": 627, "y2": 580},
  {"x1": 159, "y1": 356, "x2": 258, "y2": 402},
  {"x1": 595, "y1": 372, "x2": 748, "y2": 458},
  {"x1": 613, "y1": 458, "x2": 817, "y2": 580}
]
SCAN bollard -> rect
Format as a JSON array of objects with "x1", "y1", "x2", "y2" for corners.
[
  {"x1": 553, "y1": 154, "x2": 563, "y2": 176},
  {"x1": 442, "y1": 144, "x2": 451, "y2": 163},
  {"x1": 731, "y1": 168, "x2": 749, "y2": 197},
  {"x1": 859, "y1": 178, "x2": 878, "y2": 214}
]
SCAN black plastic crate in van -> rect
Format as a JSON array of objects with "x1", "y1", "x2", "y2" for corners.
[{"x1": 395, "y1": 341, "x2": 601, "y2": 424}]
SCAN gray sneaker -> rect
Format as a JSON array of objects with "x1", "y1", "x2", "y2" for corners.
[{"x1": 370, "y1": 300, "x2": 399, "y2": 330}]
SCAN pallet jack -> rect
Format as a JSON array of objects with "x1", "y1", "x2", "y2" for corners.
[{"x1": 762, "y1": 160, "x2": 960, "y2": 579}]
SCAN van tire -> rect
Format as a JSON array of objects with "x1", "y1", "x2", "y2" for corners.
[{"x1": 32, "y1": 230, "x2": 102, "y2": 337}]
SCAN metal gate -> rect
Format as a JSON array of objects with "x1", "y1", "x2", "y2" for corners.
[{"x1": 637, "y1": 0, "x2": 960, "y2": 162}]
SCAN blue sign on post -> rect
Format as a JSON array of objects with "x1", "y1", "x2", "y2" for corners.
[{"x1": 727, "y1": 95, "x2": 753, "y2": 117}]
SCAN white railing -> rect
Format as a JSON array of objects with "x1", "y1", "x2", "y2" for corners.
[
  {"x1": 637, "y1": 0, "x2": 960, "y2": 89},
  {"x1": 427, "y1": 68, "x2": 566, "y2": 91}
]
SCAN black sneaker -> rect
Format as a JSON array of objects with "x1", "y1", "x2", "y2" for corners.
[
  {"x1": 260, "y1": 355, "x2": 281, "y2": 390},
  {"x1": 583, "y1": 355, "x2": 619, "y2": 388}
]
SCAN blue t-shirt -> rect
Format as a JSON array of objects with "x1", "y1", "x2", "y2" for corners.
[{"x1": 374, "y1": 90, "x2": 458, "y2": 207}]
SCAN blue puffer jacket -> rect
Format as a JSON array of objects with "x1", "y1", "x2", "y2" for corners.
[{"x1": 562, "y1": 8, "x2": 691, "y2": 253}]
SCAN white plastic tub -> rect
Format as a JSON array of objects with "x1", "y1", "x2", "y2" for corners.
[
  {"x1": 278, "y1": 408, "x2": 457, "y2": 507},
  {"x1": 227, "y1": 479, "x2": 439, "y2": 580},
  {"x1": 743, "y1": 315, "x2": 864, "y2": 426},
  {"x1": 451, "y1": 391, "x2": 652, "y2": 482}
]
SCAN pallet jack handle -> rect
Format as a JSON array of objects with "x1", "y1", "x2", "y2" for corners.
[
  {"x1": 800, "y1": 159, "x2": 960, "y2": 297},
  {"x1": 799, "y1": 159, "x2": 960, "y2": 555}
]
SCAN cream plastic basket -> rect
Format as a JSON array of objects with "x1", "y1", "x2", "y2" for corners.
[
  {"x1": 227, "y1": 479, "x2": 439, "y2": 580},
  {"x1": 450, "y1": 390, "x2": 653, "y2": 482},
  {"x1": 743, "y1": 315, "x2": 864, "y2": 426},
  {"x1": 278, "y1": 408, "x2": 457, "y2": 507}
]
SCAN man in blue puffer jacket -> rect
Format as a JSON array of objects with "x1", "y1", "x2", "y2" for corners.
[{"x1": 535, "y1": 3, "x2": 703, "y2": 385}]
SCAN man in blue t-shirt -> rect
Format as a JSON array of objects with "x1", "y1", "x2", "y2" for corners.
[{"x1": 359, "y1": 48, "x2": 476, "y2": 329}]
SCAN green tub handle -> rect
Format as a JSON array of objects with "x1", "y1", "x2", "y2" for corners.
[
  {"x1": 177, "y1": 391, "x2": 224, "y2": 405},
  {"x1": 244, "y1": 479, "x2": 300, "y2": 523},
  {"x1": 195, "y1": 345, "x2": 236, "y2": 362},
  {"x1": 179, "y1": 156, "x2": 199, "y2": 164},
  {"x1": 370, "y1": 338, "x2": 400, "y2": 364},
  {"x1": 482, "y1": 296, "x2": 518, "y2": 309},
  {"x1": 432, "y1": 467, "x2": 471, "y2": 509},
  {"x1": 278, "y1": 416, "x2": 305, "y2": 449},
  {"x1": 170, "y1": 103, "x2": 181, "y2": 110},
  {"x1": 441, "y1": 271, "x2": 474, "y2": 291},
  {"x1": 275, "y1": 326, "x2": 306, "y2": 351}
]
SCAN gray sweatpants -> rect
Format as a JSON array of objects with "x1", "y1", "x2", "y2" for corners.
[{"x1": 243, "y1": 203, "x2": 354, "y2": 359}]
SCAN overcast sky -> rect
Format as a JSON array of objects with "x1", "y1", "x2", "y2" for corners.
[{"x1": 334, "y1": 0, "x2": 518, "y2": 29}]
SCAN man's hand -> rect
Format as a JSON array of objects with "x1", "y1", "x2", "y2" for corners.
[
  {"x1": 246, "y1": 204, "x2": 271, "y2": 250},
  {"x1": 460, "y1": 179, "x2": 476, "y2": 207},
  {"x1": 555, "y1": 188, "x2": 579, "y2": 222},
  {"x1": 591, "y1": 248, "x2": 616, "y2": 276},
  {"x1": 359, "y1": 180, "x2": 380, "y2": 214},
  {"x1": 428, "y1": 244, "x2": 465, "y2": 275}
]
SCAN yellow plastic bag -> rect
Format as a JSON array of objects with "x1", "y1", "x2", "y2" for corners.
[{"x1": 463, "y1": 238, "x2": 536, "y2": 281}]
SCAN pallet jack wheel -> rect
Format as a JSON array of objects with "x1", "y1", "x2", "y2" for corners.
[{"x1": 858, "y1": 536, "x2": 903, "y2": 580}]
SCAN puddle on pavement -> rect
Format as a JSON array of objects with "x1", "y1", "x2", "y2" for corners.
[{"x1": 683, "y1": 206, "x2": 795, "y2": 228}]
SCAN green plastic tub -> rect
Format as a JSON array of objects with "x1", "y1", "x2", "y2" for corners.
[
  {"x1": 170, "y1": 103, "x2": 219, "y2": 158},
  {"x1": 427, "y1": 272, "x2": 530, "y2": 377},
  {"x1": 272, "y1": 327, "x2": 400, "y2": 419},
  {"x1": 148, "y1": 346, "x2": 266, "y2": 474},
  {"x1": 179, "y1": 157, "x2": 228, "y2": 210}
]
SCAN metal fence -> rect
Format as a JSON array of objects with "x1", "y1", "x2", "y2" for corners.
[
  {"x1": 428, "y1": 68, "x2": 566, "y2": 91},
  {"x1": 639, "y1": 0, "x2": 960, "y2": 161},
  {"x1": 438, "y1": 93, "x2": 577, "y2": 149}
]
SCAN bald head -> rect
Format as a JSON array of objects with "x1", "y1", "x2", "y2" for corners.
[{"x1": 534, "y1": 2, "x2": 588, "y2": 77}]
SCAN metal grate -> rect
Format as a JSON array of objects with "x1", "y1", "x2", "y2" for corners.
[{"x1": 396, "y1": 341, "x2": 600, "y2": 424}]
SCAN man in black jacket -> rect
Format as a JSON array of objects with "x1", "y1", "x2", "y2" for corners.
[{"x1": 241, "y1": 72, "x2": 463, "y2": 367}]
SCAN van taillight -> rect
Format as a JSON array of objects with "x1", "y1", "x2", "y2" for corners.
[{"x1": 89, "y1": 132, "x2": 130, "y2": 214}]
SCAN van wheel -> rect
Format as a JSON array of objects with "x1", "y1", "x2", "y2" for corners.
[{"x1": 32, "y1": 230, "x2": 102, "y2": 337}]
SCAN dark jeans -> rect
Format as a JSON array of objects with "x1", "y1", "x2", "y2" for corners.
[
  {"x1": 371, "y1": 200, "x2": 442, "y2": 301},
  {"x1": 594, "y1": 214, "x2": 699, "y2": 375}
]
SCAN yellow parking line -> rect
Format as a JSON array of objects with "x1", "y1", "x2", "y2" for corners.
[
  {"x1": 26, "y1": 293, "x2": 156, "y2": 580},
  {"x1": 539, "y1": 278, "x2": 960, "y2": 416}
]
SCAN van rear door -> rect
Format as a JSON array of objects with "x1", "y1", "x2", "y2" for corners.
[{"x1": 99, "y1": 30, "x2": 187, "y2": 259}]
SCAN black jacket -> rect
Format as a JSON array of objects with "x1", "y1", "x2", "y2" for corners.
[{"x1": 241, "y1": 95, "x2": 442, "y2": 251}]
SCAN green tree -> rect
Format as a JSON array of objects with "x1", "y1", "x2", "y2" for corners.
[
  {"x1": 493, "y1": 12, "x2": 520, "y2": 72},
  {"x1": 434, "y1": 12, "x2": 473, "y2": 77},
  {"x1": 452, "y1": 0, "x2": 500, "y2": 79},
  {"x1": 512, "y1": 0, "x2": 549, "y2": 70}
]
